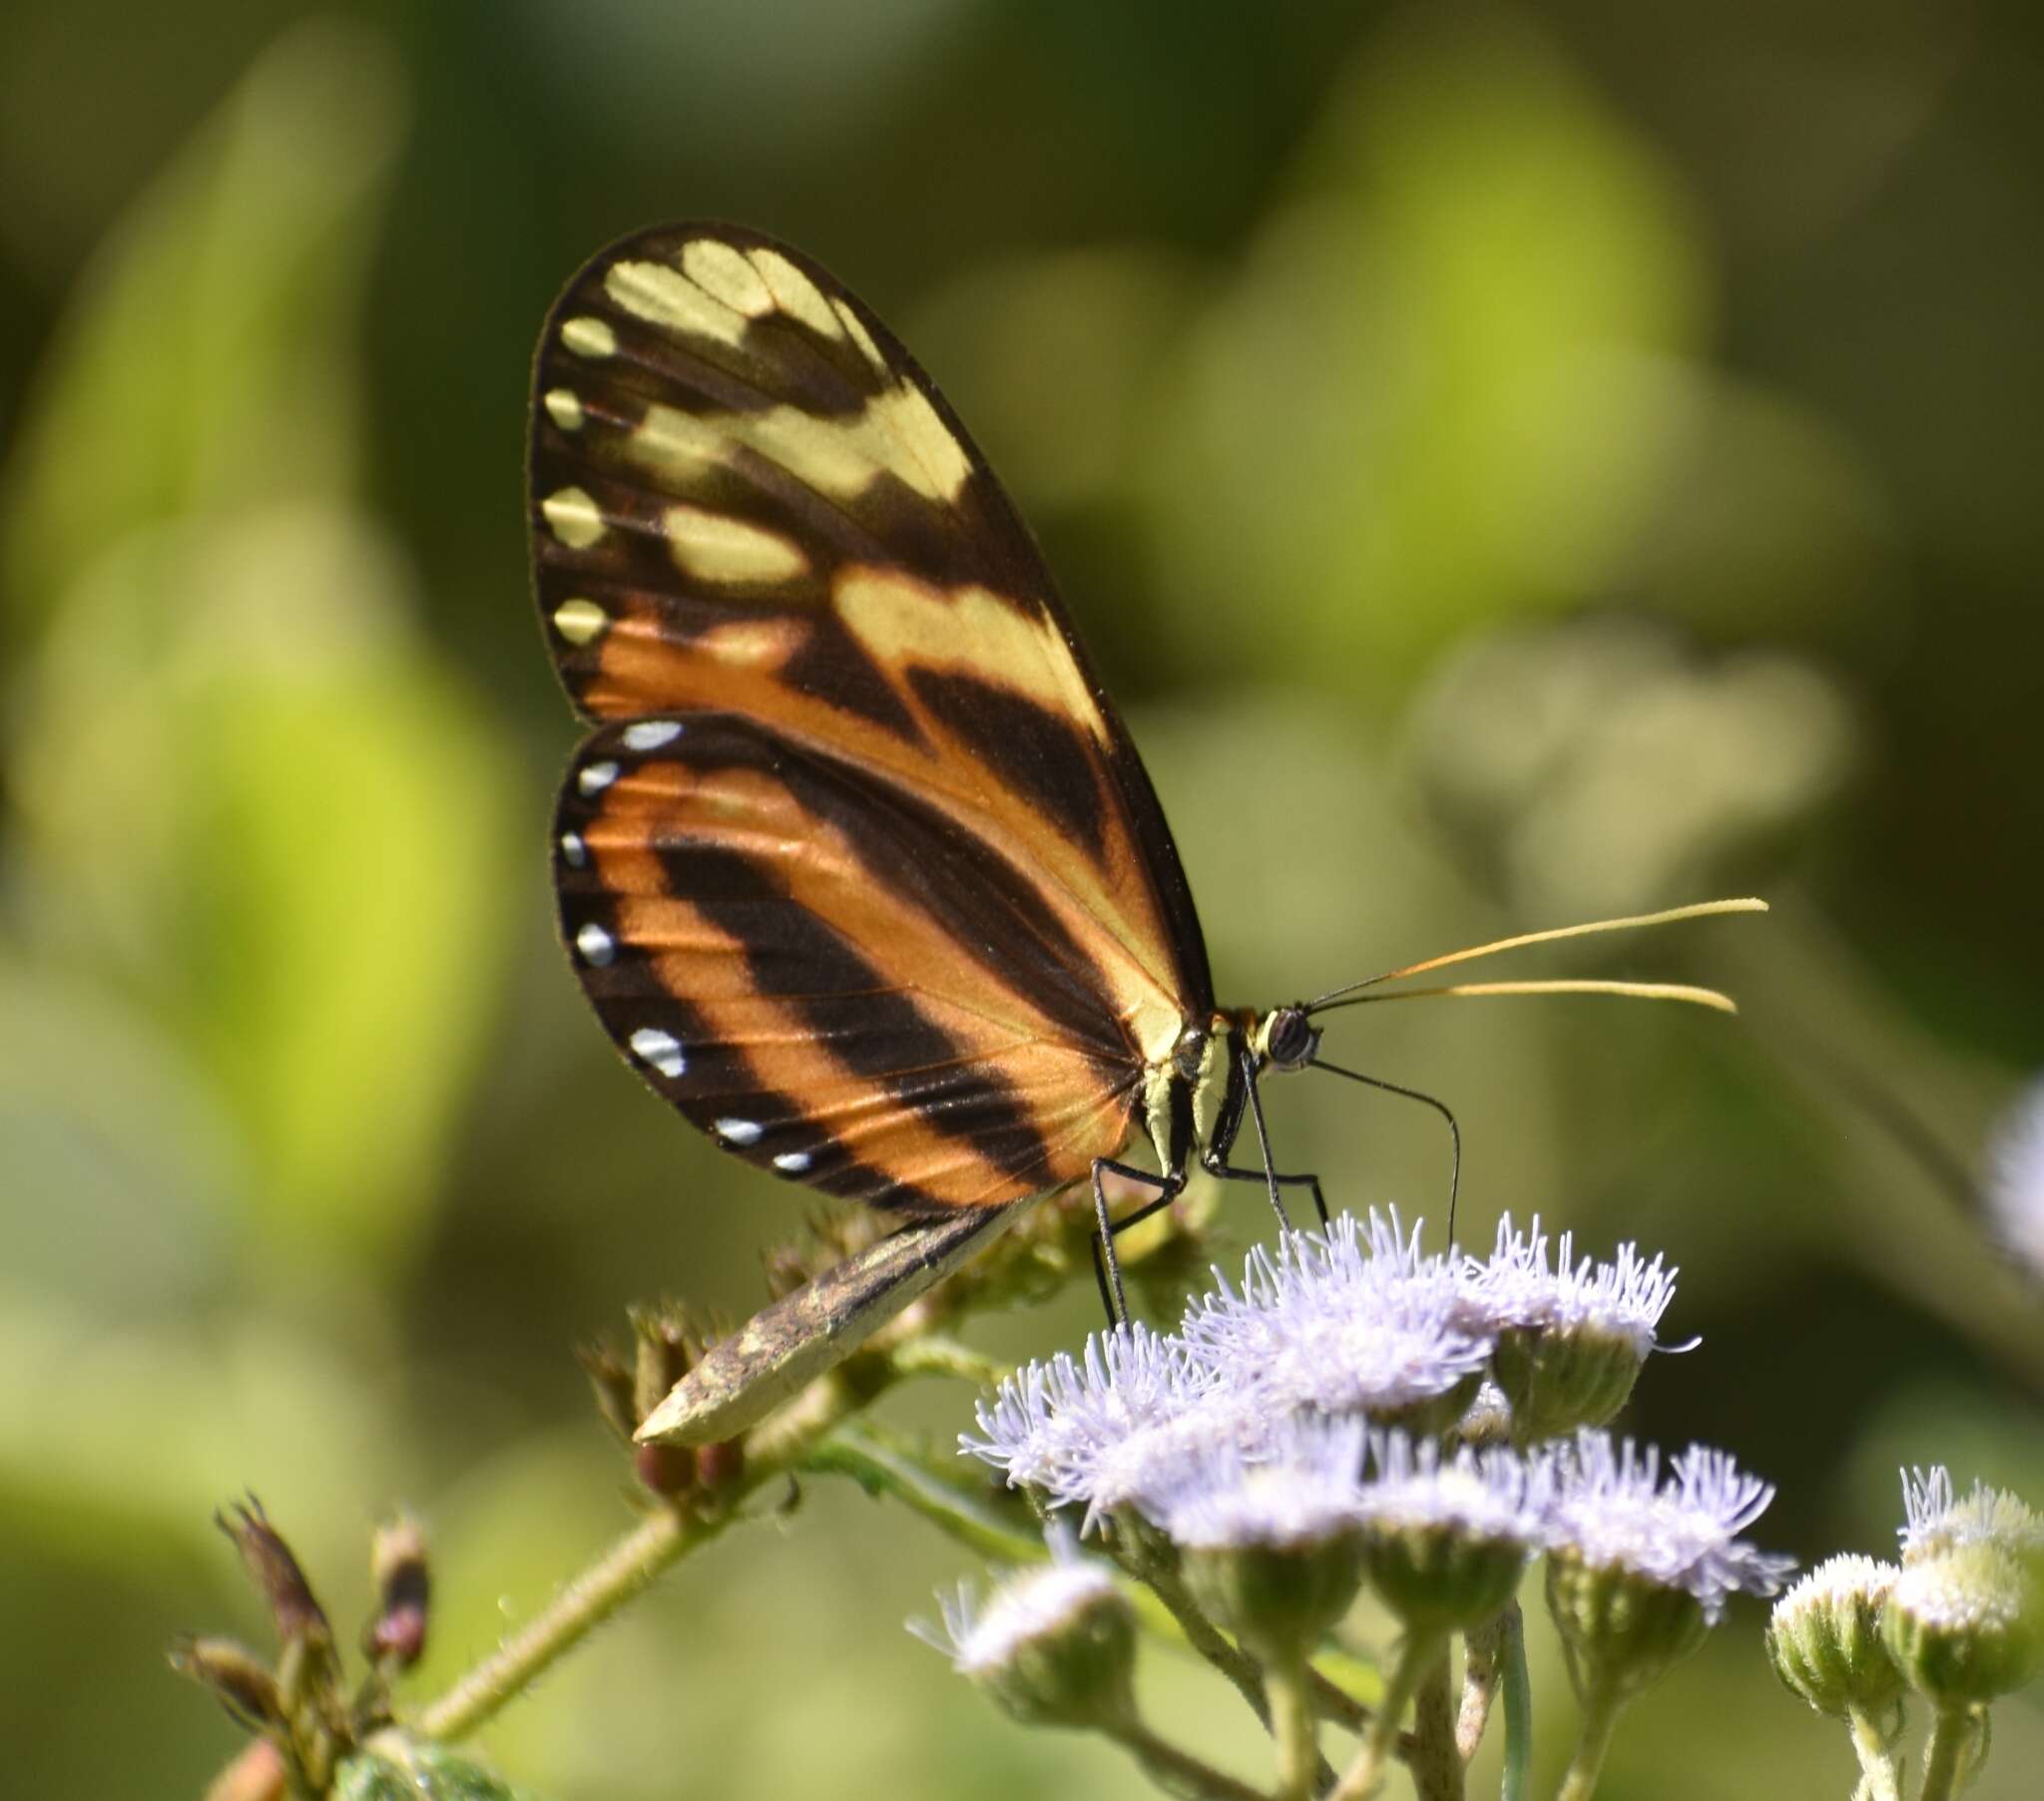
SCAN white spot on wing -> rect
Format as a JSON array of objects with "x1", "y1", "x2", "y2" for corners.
[
  {"x1": 578, "y1": 759, "x2": 619, "y2": 794},
  {"x1": 542, "y1": 487, "x2": 607, "y2": 549},
  {"x1": 559, "y1": 831, "x2": 587, "y2": 867},
  {"x1": 716, "y1": 1118, "x2": 763, "y2": 1145},
  {"x1": 623, "y1": 719, "x2": 683, "y2": 752},
  {"x1": 552, "y1": 598, "x2": 608, "y2": 645},
  {"x1": 576, "y1": 922, "x2": 615, "y2": 966},
  {"x1": 630, "y1": 1028, "x2": 686, "y2": 1079},
  {"x1": 543, "y1": 388, "x2": 585, "y2": 431},
  {"x1": 772, "y1": 1150, "x2": 811, "y2": 1173}
]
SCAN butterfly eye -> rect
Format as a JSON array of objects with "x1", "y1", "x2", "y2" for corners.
[
  {"x1": 1173, "y1": 1027, "x2": 1209, "y2": 1085},
  {"x1": 1263, "y1": 1006, "x2": 1316, "y2": 1071}
]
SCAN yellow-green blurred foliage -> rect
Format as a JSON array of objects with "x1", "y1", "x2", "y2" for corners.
[{"x1": 1, "y1": 6, "x2": 2038, "y2": 1798}]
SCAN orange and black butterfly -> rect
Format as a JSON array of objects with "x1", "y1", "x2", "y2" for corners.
[{"x1": 528, "y1": 225, "x2": 1758, "y2": 1441}]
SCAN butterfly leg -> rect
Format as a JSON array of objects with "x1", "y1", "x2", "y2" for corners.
[
  {"x1": 1208, "y1": 1162, "x2": 1329, "y2": 1229},
  {"x1": 1201, "y1": 1049, "x2": 1329, "y2": 1228},
  {"x1": 1089, "y1": 1158, "x2": 1184, "y2": 1326}
]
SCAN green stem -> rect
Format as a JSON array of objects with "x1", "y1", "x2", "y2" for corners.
[
  {"x1": 1456, "y1": 1610, "x2": 1507, "y2": 1761},
  {"x1": 1327, "y1": 1629, "x2": 1444, "y2": 1801},
  {"x1": 1845, "y1": 1704, "x2": 1903, "y2": 1801},
  {"x1": 1409, "y1": 1651, "x2": 1462, "y2": 1801},
  {"x1": 417, "y1": 1359, "x2": 886, "y2": 1743},
  {"x1": 1498, "y1": 1607, "x2": 1532, "y2": 1801},
  {"x1": 1555, "y1": 1681, "x2": 1627, "y2": 1801},
  {"x1": 886, "y1": 1333, "x2": 1011, "y2": 1387},
  {"x1": 1271, "y1": 1657, "x2": 1320, "y2": 1801},
  {"x1": 1107, "y1": 1717, "x2": 1282, "y2": 1801},
  {"x1": 1110, "y1": 1530, "x2": 1275, "y2": 1730},
  {"x1": 1918, "y1": 1704, "x2": 1978, "y2": 1801}
]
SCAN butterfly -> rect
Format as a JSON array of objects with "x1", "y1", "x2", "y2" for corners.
[{"x1": 528, "y1": 224, "x2": 1759, "y2": 1443}]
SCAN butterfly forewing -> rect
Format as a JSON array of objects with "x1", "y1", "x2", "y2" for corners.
[{"x1": 531, "y1": 225, "x2": 1214, "y2": 1214}]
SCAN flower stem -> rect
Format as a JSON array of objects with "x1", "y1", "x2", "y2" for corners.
[
  {"x1": 1497, "y1": 1606, "x2": 1532, "y2": 1801},
  {"x1": 417, "y1": 1356, "x2": 890, "y2": 1743},
  {"x1": 1845, "y1": 1705, "x2": 1903, "y2": 1801},
  {"x1": 1107, "y1": 1718, "x2": 1283, "y2": 1801},
  {"x1": 1409, "y1": 1651, "x2": 1462, "y2": 1801},
  {"x1": 1327, "y1": 1628, "x2": 1444, "y2": 1801},
  {"x1": 1456, "y1": 1608, "x2": 1507, "y2": 1760},
  {"x1": 1271, "y1": 1656, "x2": 1320, "y2": 1801},
  {"x1": 1918, "y1": 1704, "x2": 1981, "y2": 1801},
  {"x1": 1555, "y1": 1681, "x2": 1627, "y2": 1801}
]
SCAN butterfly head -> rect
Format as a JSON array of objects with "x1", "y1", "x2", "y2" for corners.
[{"x1": 1250, "y1": 1004, "x2": 1320, "y2": 1074}]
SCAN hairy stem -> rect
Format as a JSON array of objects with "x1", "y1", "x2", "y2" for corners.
[
  {"x1": 1327, "y1": 1629, "x2": 1444, "y2": 1801},
  {"x1": 418, "y1": 1357, "x2": 891, "y2": 1743},
  {"x1": 1107, "y1": 1717, "x2": 1282, "y2": 1801},
  {"x1": 1918, "y1": 1704, "x2": 1980, "y2": 1801},
  {"x1": 1409, "y1": 1651, "x2": 1463, "y2": 1801},
  {"x1": 1555, "y1": 1682, "x2": 1626, "y2": 1801},
  {"x1": 1456, "y1": 1610, "x2": 1507, "y2": 1760},
  {"x1": 1271, "y1": 1656, "x2": 1320, "y2": 1801},
  {"x1": 1846, "y1": 1704, "x2": 1903, "y2": 1801}
]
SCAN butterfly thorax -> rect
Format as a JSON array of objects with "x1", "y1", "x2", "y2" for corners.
[{"x1": 1139, "y1": 1003, "x2": 1321, "y2": 1184}]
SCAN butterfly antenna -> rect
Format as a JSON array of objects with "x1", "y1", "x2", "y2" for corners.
[
  {"x1": 1305, "y1": 897, "x2": 1768, "y2": 1017},
  {"x1": 1307, "y1": 1057, "x2": 1462, "y2": 1241}
]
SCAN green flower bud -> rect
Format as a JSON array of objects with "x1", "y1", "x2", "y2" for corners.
[
  {"x1": 1766, "y1": 1555, "x2": 1903, "y2": 1717},
  {"x1": 1367, "y1": 1522, "x2": 1530, "y2": 1636},
  {"x1": 1546, "y1": 1550, "x2": 1710, "y2": 1708},
  {"x1": 1882, "y1": 1542, "x2": 2041, "y2": 1706},
  {"x1": 1491, "y1": 1322, "x2": 1643, "y2": 1443},
  {"x1": 916, "y1": 1554, "x2": 1138, "y2": 1733},
  {"x1": 1183, "y1": 1530, "x2": 1368, "y2": 1664}
]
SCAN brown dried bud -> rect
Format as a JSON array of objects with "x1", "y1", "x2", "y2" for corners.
[
  {"x1": 169, "y1": 1634, "x2": 281, "y2": 1728},
  {"x1": 217, "y1": 1500, "x2": 331, "y2": 1650},
  {"x1": 634, "y1": 1440, "x2": 697, "y2": 1498},
  {"x1": 365, "y1": 1515, "x2": 430, "y2": 1669},
  {"x1": 696, "y1": 1437, "x2": 746, "y2": 1492},
  {"x1": 630, "y1": 1302, "x2": 704, "y2": 1424},
  {"x1": 577, "y1": 1340, "x2": 639, "y2": 1444}
]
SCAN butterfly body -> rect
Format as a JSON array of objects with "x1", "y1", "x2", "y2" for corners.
[{"x1": 532, "y1": 224, "x2": 1308, "y2": 1246}]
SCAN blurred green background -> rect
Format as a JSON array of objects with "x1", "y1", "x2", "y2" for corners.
[{"x1": 2, "y1": 3, "x2": 2040, "y2": 1796}]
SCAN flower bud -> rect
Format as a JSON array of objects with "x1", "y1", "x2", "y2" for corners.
[
  {"x1": 1765, "y1": 1555, "x2": 1902, "y2": 1717},
  {"x1": 1490, "y1": 1322, "x2": 1643, "y2": 1443},
  {"x1": 364, "y1": 1515, "x2": 430, "y2": 1670},
  {"x1": 169, "y1": 1634, "x2": 281, "y2": 1728},
  {"x1": 916, "y1": 1555, "x2": 1139, "y2": 1732},
  {"x1": 1545, "y1": 1550, "x2": 1710, "y2": 1707},
  {"x1": 217, "y1": 1500, "x2": 331, "y2": 1652},
  {"x1": 1185, "y1": 1532, "x2": 1368, "y2": 1665},
  {"x1": 1355, "y1": 1436, "x2": 1548, "y2": 1635},
  {"x1": 1882, "y1": 1542, "x2": 2041, "y2": 1706}
]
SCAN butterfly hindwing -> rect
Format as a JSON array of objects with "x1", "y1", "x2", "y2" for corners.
[
  {"x1": 554, "y1": 712, "x2": 1141, "y2": 1215},
  {"x1": 531, "y1": 225, "x2": 1215, "y2": 1212}
]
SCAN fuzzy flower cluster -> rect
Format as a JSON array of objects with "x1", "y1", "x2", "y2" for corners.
[
  {"x1": 960, "y1": 1209, "x2": 1788, "y2": 1622},
  {"x1": 1462, "y1": 1213, "x2": 1680, "y2": 1358}
]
